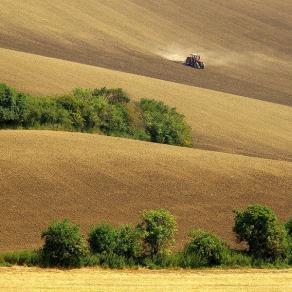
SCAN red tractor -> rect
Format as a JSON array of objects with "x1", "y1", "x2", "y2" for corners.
[{"x1": 185, "y1": 53, "x2": 205, "y2": 69}]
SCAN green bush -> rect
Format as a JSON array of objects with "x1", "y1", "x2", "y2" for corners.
[
  {"x1": 221, "y1": 250, "x2": 252, "y2": 268},
  {"x1": 126, "y1": 102, "x2": 150, "y2": 141},
  {"x1": 288, "y1": 245, "x2": 292, "y2": 265},
  {"x1": 143, "y1": 253, "x2": 181, "y2": 269},
  {"x1": 139, "y1": 99, "x2": 192, "y2": 147},
  {"x1": 1, "y1": 205, "x2": 292, "y2": 269},
  {"x1": 73, "y1": 87, "x2": 93, "y2": 99},
  {"x1": 92, "y1": 87, "x2": 130, "y2": 104},
  {"x1": 96, "y1": 99, "x2": 130, "y2": 135},
  {"x1": 56, "y1": 95, "x2": 85, "y2": 130},
  {"x1": 115, "y1": 225, "x2": 142, "y2": 259},
  {"x1": 88, "y1": 224, "x2": 142, "y2": 267},
  {"x1": 1, "y1": 250, "x2": 40, "y2": 266},
  {"x1": 137, "y1": 209, "x2": 177, "y2": 257},
  {"x1": 285, "y1": 219, "x2": 292, "y2": 265},
  {"x1": 233, "y1": 205, "x2": 288, "y2": 261},
  {"x1": 41, "y1": 219, "x2": 88, "y2": 268},
  {"x1": 177, "y1": 252, "x2": 209, "y2": 268},
  {"x1": 0, "y1": 83, "x2": 27, "y2": 127},
  {"x1": 98, "y1": 253, "x2": 129, "y2": 269},
  {"x1": 285, "y1": 219, "x2": 292, "y2": 237},
  {"x1": 88, "y1": 223, "x2": 118, "y2": 254},
  {"x1": 82, "y1": 254, "x2": 100, "y2": 267},
  {"x1": 0, "y1": 83, "x2": 193, "y2": 147},
  {"x1": 38, "y1": 98, "x2": 71, "y2": 128},
  {"x1": 56, "y1": 90, "x2": 130, "y2": 135},
  {"x1": 184, "y1": 229, "x2": 228, "y2": 266}
]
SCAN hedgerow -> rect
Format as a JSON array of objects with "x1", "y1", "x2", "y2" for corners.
[
  {"x1": 0, "y1": 83, "x2": 192, "y2": 147},
  {"x1": 0, "y1": 205, "x2": 291, "y2": 269}
]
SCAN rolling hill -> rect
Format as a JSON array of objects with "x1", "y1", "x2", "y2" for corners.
[
  {"x1": 0, "y1": 1, "x2": 291, "y2": 251},
  {"x1": 0, "y1": 0, "x2": 291, "y2": 105},
  {"x1": 1, "y1": 48, "x2": 291, "y2": 161},
  {"x1": 0, "y1": 130, "x2": 291, "y2": 251}
]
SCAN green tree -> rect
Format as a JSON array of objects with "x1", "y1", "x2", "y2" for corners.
[
  {"x1": 137, "y1": 209, "x2": 177, "y2": 257},
  {"x1": 184, "y1": 229, "x2": 227, "y2": 266},
  {"x1": 115, "y1": 225, "x2": 142, "y2": 259},
  {"x1": 88, "y1": 223, "x2": 118, "y2": 254},
  {"x1": 0, "y1": 83, "x2": 27, "y2": 126},
  {"x1": 233, "y1": 205, "x2": 288, "y2": 261},
  {"x1": 41, "y1": 219, "x2": 88, "y2": 267}
]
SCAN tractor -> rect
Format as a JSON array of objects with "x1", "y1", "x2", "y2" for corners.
[{"x1": 185, "y1": 53, "x2": 205, "y2": 69}]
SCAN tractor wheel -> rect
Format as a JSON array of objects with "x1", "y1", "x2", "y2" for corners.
[
  {"x1": 185, "y1": 57, "x2": 192, "y2": 66},
  {"x1": 194, "y1": 62, "x2": 200, "y2": 69}
]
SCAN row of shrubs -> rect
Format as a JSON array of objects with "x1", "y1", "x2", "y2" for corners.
[
  {"x1": 0, "y1": 83, "x2": 192, "y2": 147},
  {"x1": 1, "y1": 205, "x2": 291, "y2": 269}
]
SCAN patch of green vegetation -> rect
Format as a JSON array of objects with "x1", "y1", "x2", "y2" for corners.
[
  {"x1": 1, "y1": 205, "x2": 291, "y2": 269},
  {"x1": 41, "y1": 219, "x2": 88, "y2": 268},
  {"x1": 139, "y1": 99, "x2": 192, "y2": 147},
  {"x1": 233, "y1": 205, "x2": 288, "y2": 261},
  {"x1": 184, "y1": 229, "x2": 228, "y2": 266},
  {"x1": 0, "y1": 83, "x2": 193, "y2": 147},
  {"x1": 0, "y1": 250, "x2": 40, "y2": 267},
  {"x1": 136, "y1": 208, "x2": 177, "y2": 257}
]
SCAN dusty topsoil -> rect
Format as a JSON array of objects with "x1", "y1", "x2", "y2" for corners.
[
  {"x1": 0, "y1": 131, "x2": 291, "y2": 251},
  {"x1": 0, "y1": 0, "x2": 292, "y2": 105}
]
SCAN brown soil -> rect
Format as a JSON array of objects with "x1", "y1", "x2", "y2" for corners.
[
  {"x1": 0, "y1": 131, "x2": 291, "y2": 251},
  {"x1": 0, "y1": 0, "x2": 291, "y2": 105},
  {"x1": 1, "y1": 49, "x2": 292, "y2": 162}
]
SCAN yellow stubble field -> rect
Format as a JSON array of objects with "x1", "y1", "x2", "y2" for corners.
[{"x1": 0, "y1": 267, "x2": 291, "y2": 292}]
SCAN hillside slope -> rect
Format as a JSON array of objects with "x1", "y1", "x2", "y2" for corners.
[
  {"x1": 0, "y1": 0, "x2": 291, "y2": 105},
  {"x1": 0, "y1": 130, "x2": 291, "y2": 251},
  {"x1": 1, "y1": 48, "x2": 292, "y2": 161},
  {"x1": 0, "y1": 0, "x2": 291, "y2": 253}
]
